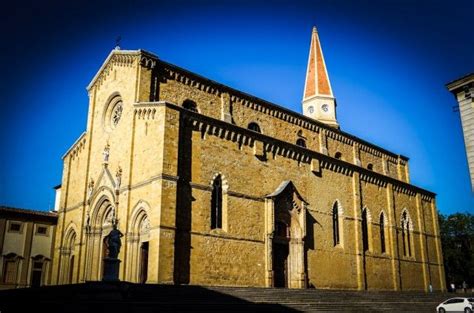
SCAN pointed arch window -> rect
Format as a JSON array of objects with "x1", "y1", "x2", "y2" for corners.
[
  {"x1": 401, "y1": 211, "x2": 412, "y2": 257},
  {"x1": 380, "y1": 213, "x2": 386, "y2": 254},
  {"x1": 211, "y1": 175, "x2": 223, "y2": 229},
  {"x1": 332, "y1": 203, "x2": 340, "y2": 246},
  {"x1": 362, "y1": 209, "x2": 369, "y2": 252}
]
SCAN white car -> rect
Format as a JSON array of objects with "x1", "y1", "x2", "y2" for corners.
[{"x1": 437, "y1": 297, "x2": 474, "y2": 313}]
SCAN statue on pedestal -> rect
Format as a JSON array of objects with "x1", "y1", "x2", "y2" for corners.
[
  {"x1": 102, "y1": 221, "x2": 123, "y2": 282},
  {"x1": 105, "y1": 222, "x2": 123, "y2": 259}
]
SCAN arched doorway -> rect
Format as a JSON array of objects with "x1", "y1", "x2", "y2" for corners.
[
  {"x1": 128, "y1": 205, "x2": 150, "y2": 283},
  {"x1": 265, "y1": 181, "x2": 307, "y2": 289},
  {"x1": 60, "y1": 226, "x2": 77, "y2": 284}
]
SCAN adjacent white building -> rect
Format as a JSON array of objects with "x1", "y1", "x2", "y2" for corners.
[{"x1": 447, "y1": 73, "x2": 474, "y2": 191}]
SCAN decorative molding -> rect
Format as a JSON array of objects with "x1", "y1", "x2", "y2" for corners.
[
  {"x1": 159, "y1": 58, "x2": 405, "y2": 163},
  {"x1": 165, "y1": 103, "x2": 435, "y2": 199},
  {"x1": 320, "y1": 159, "x2": 354, "y2": 176},
  {"x1": 87, "y1": 50, "x2": 141, "y2": 91},
  {"x1": 62, "y1": 132, "x2": 87, "y2": 160},
  {"x1": 360, "y1": 172, "x2": 388, "y2": 187},
  {"x1": 135, "y1": 107, "x2": 157, "y2": 120}
]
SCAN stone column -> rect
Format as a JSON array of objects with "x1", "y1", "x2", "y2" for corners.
[
  {"x1": 264, "y1": 199, "x2": 274, "y2": 287},
  {"x1": 352, "y1": 172, "x2": 364, "y2": 290}
]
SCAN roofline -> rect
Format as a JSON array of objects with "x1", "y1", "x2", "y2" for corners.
[
  {"x1": 83, "y1": 48, "x2": 409, "y2": 161},
  {"x1": 53, "y1": 184, "x2": 62, "y2": 190},
  {"x1": 62, "y1": 131, "x2": 86, "y2": 159},
  {"x1": 0, "y1": 206, "x2": 58, "y2": 219},
  {"x1": 86, "y1": 49, "x2": 149, "y2": 91},
  {"x1": 152, "y1": 101, "x2": 435, "y2": 197},
  {"x1": 446, "y1": 72, "x2": 474, "y2": 92},
  {"x1": 158, "y1": 58, "x2": 409, "y2": 161}
]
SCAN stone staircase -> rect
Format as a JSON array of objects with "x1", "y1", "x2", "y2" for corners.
[{"x1": 0, "y1": 282, "x2": 469, "y2": 312}]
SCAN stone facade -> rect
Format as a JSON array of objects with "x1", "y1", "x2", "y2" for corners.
[
  {"x1": 0, "y1": 206, "x2": 57, "y2": 289},
  {"x1": 51, "y1": 37, "x2": 445, "y2": 291}
]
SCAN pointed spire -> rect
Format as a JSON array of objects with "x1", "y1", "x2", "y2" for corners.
[
  {"x1": 302, "y1": 26, "x2": 338, "y2": 128},
  {"x1": 303, "y1": 26, "x2": 333, "y2": 99}
]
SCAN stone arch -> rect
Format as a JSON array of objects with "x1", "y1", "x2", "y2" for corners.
[
  {"x1": 400, "y1": 208, "x2": 414, "y2": 231},
  {"x1": 102, "y1": 92, "x2": 124, "y2": 132},
  {"x1": 247, "y1": 122, "x2": 262, "y2": 134},
  {"x1": 379, "y1": 210, "x2": 388, "y2": 254},
  {"x1": 400, "y1": 208, "x2": 414, "y2": 257},
  {"x1": 209, "y1": 173, "x2": 229, "y2": 232},
  {"x1": 361, "y1": 206, "x2": 372, "y2": 252},
  {"x1": 182, "y1": 99, "x2": 198, "y2": 112},
  {"x1": 89, "y1": 187, "x2": 116, "y2": 217},
  {"x1": 209, "y1": 172, "x2": 229, "y2": 192},
  {"x1": 127, "y1": 200, "x2": 151, "y2": 283},
  {"x1": 60, "y1": 224, "x2": 78, "y2": 284},
  {"x1": 90, "y1": 194, "x2": 115, "y2": 230},
  {"x1": 85, "y1": 194, "x2": 115, "y2": 281},
  {"x1": 332, "y1": 200, "x2": 344, "y2": 247},
  {"x1": 265, "y1": 181, "x2": 307, "y2": 289}
]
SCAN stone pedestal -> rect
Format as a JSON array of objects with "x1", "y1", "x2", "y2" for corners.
[{"x1": 102, "y1": 258, "x2": 121, "y2": 282}]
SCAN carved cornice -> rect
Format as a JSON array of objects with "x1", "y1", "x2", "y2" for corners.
[
  {"x1": 62, "y1": 132, "x2": 87, "y2": 160},
  {"x1": 87, "y1": 50, "x2": 142, "y2": 91},
  {"x1": 320, "y1": 159, "x2": 354, "y2": 176},
  {"x1": 393, "y1": 184, "x2": 417, "y2": 197},
  {"x1": 360, "y1": 172, "x2": 388, "y2": 187},
  {"x1": 165, "y1": 103, "x2": 435, "y2": 199},
  {"x1": 158, "y1": 59, "x2": 407, "y2": 162}
]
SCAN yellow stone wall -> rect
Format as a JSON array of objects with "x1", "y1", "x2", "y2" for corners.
[{"x1": 51, "y1": 50, "x2": 445, "y2": 291}]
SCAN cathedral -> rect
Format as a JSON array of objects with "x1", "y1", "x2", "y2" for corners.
[{"x1": 51, "y1": 27, "x2": 445, "y2": 291}]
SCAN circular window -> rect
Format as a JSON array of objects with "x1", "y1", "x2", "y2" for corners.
[
  {"x1": 103, "y1": 94, "x2": 123, "y2": 132},
  {"x1": 111, "y1": 102, "x2": 123, "y2": 127}
]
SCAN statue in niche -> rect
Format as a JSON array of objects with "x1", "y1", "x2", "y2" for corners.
[
  {"x1": 103, "y1": 144, "x2": 110, "y2": 163},
  {"x1": 105, "y1": 222, "x2": 123, "y2": 259},
  {"x1": 87, "y1": 178, "x2": 94, "y2": 200},
  {"x1": 115, "y1": 166, "x2": 122, "y2": 190}
]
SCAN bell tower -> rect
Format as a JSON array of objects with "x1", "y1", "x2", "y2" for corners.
[{"x1": 302, "y1": 26, "x2": 338, "y2": 128}]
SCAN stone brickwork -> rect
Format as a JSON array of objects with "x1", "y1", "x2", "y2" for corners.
[{"x1": 51, "y1": 48, "x2": 445, "y2": 292}]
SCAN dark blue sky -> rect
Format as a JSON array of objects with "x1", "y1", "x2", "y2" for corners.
[{"x1": 1, "y1": 0, "x2": 473, "y2": 214}]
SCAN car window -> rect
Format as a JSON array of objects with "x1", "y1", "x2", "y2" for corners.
[
  {"x1": 468, "y1": 298, "x2": 474, "y2": 303},
  {"x1": 445, "y1": 299, "x2": 464, "y2": 304}
]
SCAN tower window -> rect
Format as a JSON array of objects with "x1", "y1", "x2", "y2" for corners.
[
  {"x1": 296, "y1": 138, "x2": 306, "y2": 148},
  {"x1": 367, "y1": 163, "x2": 374, "y2": 171},
  {"x1": 334, "y1": 152, "x2": 342, "y2": 160},
  {"x1": 211, "y1": 175, "x2": 223, "y2": 229},
  {"x1": 248, "y1": 122, "x2": 261, "y2": 133}
]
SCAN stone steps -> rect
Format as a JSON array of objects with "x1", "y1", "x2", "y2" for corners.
[{"x1": 0, "y1": 282, "x2": 471, "y2": 312}]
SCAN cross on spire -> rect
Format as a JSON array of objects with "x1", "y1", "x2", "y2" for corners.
[{"x1": 115, "y1": 36, "x2": 122, "y2": 50}]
